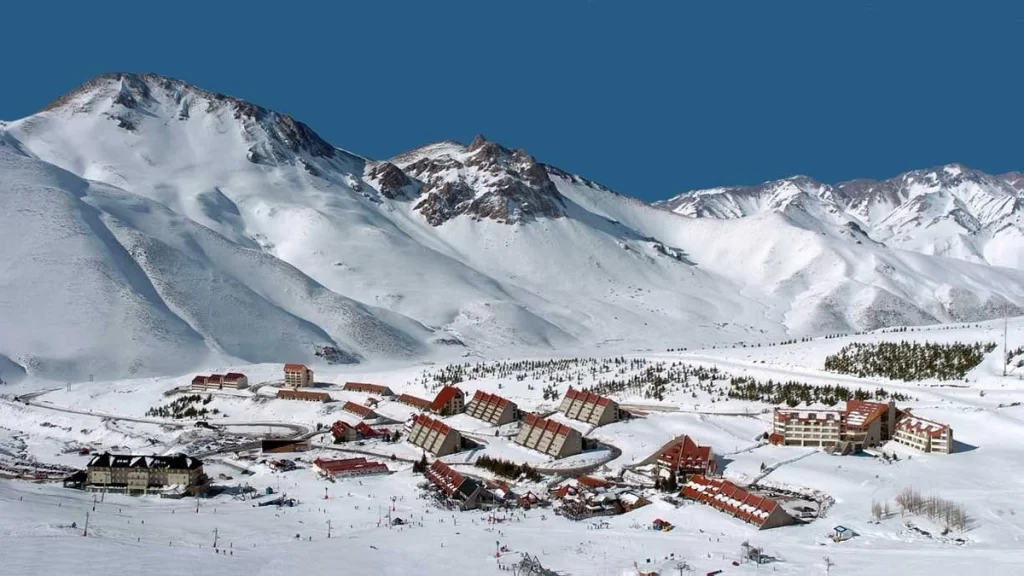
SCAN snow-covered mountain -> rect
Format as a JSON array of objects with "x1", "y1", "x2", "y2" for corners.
[
  {"x1": 3, "y1": 72, "x2": 1024, "y2": 381},
  {"x1": 658, "y1": 166, "x2": 1024, "y2": 269}
]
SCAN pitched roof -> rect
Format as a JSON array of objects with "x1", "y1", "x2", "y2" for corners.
[
  {"x1": 564, "y1": 387, "x2": 614, "y2": 407},
  {"x1": 412, "y1": 414, "x2": 453, "y2": 436},
  {"x1": 844, "y1": 400, "x2": 890, "y2": 429},
  {"x1": 87, "y1": 452, "x2": 202, "y2": 470},
  {"x1": 191, "y1": 376, "x2": 207, "y2": 384},
  {"x1": 425, "y1": 460, "x2": 478, "y2": 500},
  {"x1": 342, "y1": 401, "x2": 377, "y2": 418},
  {"x1": 277, "y1": 389, "x2": 330, "y2": 401},
  {"x1": 283, "y1": 363, "x2": 308, "y2": 372},
  {"x1": 774, "y1": 408, "x2": 843, "y2": 423},
  {"x1": 896, "y1": 413, "x2": 950, "y2": 438},
  {"x1": 430, "y1": 386, "x2": 464, "y2": 412},
  {"x1": 658, "y1": 435, "x2": 713, "y2": 471},
  {"x1": 680, "y1": 475, "x2": 786, "y2": 527},
  {"x1": 398, "y1": 393, "x2": 432, "y2": 410},
  {"x1": 343, "y1": 382, "x2": 393, "y2": 395},
  {"x1": 522, "y1": 413, "x2": 576, "y2": 438},
  {"x1": 469, "y1": 389, "x2": 511, "y2": 408},
  {"x1": 224, "y1": 372, "x2": 246, "y2": 380},
  {"x1": 313, "y1": 457, "x2": 388, "y2": 475}
]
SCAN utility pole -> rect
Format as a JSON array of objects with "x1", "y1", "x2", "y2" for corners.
[
  {"x1": 1004, "y1": 314, "x2": 1009, "y2": 377},
  {"x1": 824, "y1": 555, "x2": 834, "y2": 575},
  {"x1": 327, "y1": 519, "x2": 332, "y2": 539},
  {"x1": 213, "y1": 527, "x2": 219, "y2": 548},
  {"x1": 83, "y1": 511, "x2": 90, "y2": 537}
]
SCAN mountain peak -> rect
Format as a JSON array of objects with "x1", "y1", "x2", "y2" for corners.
[{"x1": 40, "y1": 72, "x2": 338, "y2": 161}]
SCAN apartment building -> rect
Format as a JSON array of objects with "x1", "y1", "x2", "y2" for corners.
[
  {"x1": 407, "y1": 414, "x2": 462, "y2": 457},
  {"x1": 85, "y1": 453, "x2": 204, "y2": 494},
  {"x1": 283, "y1": 363, "x2": 314, "y2": 387}
]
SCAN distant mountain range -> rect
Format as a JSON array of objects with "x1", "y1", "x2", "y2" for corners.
[{"x1": 2, "y1": 72, "x2": 1022, "y2": 381}]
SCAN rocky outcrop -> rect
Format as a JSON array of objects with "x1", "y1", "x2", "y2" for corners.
[
  {"x1": 366, "y1": 161, "x2": 414, "y2": 199},
  {"x1": 404, "y1": 135, "x2": 565, "y2": 226}
]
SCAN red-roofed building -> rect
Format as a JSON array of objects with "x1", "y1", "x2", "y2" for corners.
[
  {"x1": 893, "y1": 412, "x2": 953, "y2": 454},
  {"x1": 680, "y1": 475, "x2": 795, "y2": 530},
  {"x1": 465, "y1": 390, "x2": 520, "y2": 425},
  {"x1": 773, "y1": 400, "x2": 897, "y2": 452},
  {"x1": 283, "y1": 363, "x2": 314, "y2": 387},
  {"x1": 277, "y1": 389, "x2": 331, "y2": 402},
  {"x1": 425, "y1": 460, "x2": 485, "y2": 510},
  {"x1": 430, "y1": 386, "x2": 466, "y2": 416},
  {"x1": 331, "y1": 421, "x2": 358, "y2": 443},
  {"x1": 398, "y1": 394, "x2": 432, "y2": 411},
  {"x1": 342, "y1": 401, "x2": 378, "y2": 420},
  {"x1": 343, "y1": 382, "x2": 395, "y2": 397},
  {"x1": 558, "y1": 387, "x2": 620, "y2": 426},
  {"x1": 408, "y1": 414, "x2": 462, "y2": 456},
  {"x1": 657, "y1": 435, "x2": 716, "y2": 477},
  {"x1": 515, "y1": 413, "x2": 583, "y2": 458},
  {"x1": 313, "y1": 457, "x2": 389, "y2": 479},
  {"x1": 191, "y1": 373, "x2": 248, "y2": 391}
]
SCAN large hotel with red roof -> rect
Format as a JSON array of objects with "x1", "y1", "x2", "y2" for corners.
[{"x1": 772, "y1": 399, "x2": 953, "y2": 454}]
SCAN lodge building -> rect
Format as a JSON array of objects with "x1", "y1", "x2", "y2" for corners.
[
  {"x1": 680, "y1": 475, "x2": 795, "y2": 530},
  {"x1": 85, "y1": 453, "x2": 204, "y2": 494},
  {"x1": 429, "y1": 386, "x2": 466, "y2": 416},
  {"x1": 191, "y1": 372, "x2": 248, "y2": 391},
  {"x1": 342, "y1": 401, "x2": 378, "y2": 420},
  {"x1": 892, "y1": 414, "x2": 953, "y2": 454},
  {"x1": 558, "y1": 387, "x2": 620, "y2": 426},
  {"x1": 283, "y1": 363, "x2": 314, "y2": 387},
  {"x1": 514, "y1": 413, "x2": 583, "y2": 459},
  {"x1": 465, "y1": 390, "x2": 520, "y2": 426},
  {"x1": 398, "y1": 393, "x2": 432, "y2": 411},
  {"x1": 408, "y1": 414, "x2": 462, "y2": 457},
  {"x1": 657, "y1": 435, "x2": 716, "y2": 477},
  {"x1": 425, "y1": 460, "x2": 486, "y2": 510},
  {"x1": 277, "y1": 389, "x2": 331, "y2": 402},
  {"x1": 342, "y1": 382, "x2": 395, "y2": 397}
]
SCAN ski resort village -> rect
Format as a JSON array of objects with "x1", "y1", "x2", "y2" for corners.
[
  {"x1": 4, "y1": 69, "x2": 1024, "y2": 575},
  {"x1": 3, "y1": 320, "x2": 1024, "y2": 575}
]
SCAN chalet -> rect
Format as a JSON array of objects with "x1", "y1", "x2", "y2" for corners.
[
  {"x1": 191, "y1": 372, "x2": 248, "y2": 391},
  {"x1": 425, "y1": 460, "x2": 486, "y2": 510},
  {"x1": 313, "y1": 457, "x2": 389, "y2": 479},
  {"x1": 408, "y1": 414, "x2": 462, "y2": 456},
  {"x1": 657, "y1": 435, "x2": 716, "y2": 477},
  {"x1": 342, "y1": 401, "x2": 378, "y2": 420},
  {"x1": 343, "y1": 382, "x2": 395, "y2": 397},
  {"x1": 283, "y1": 363, "x2": 314, "y2": 387},
  {"x1": 398, "y1": 393, "x2": 432, "y2": 411},
  {"x1": 559, "y1": 387, "x2": 620, "y2": 426},
  {"x1": 430, "y1": 386, "x2": 466, "y2": 416},
  {"x1": 892, "y1": 413, "x2": 953, "y2": 454},
  {"x1": 465, "y1": 390, "x2": 520, "y2": 425},
  {"x1": 515, "y1": 413, "x2": 583, "y2": 459},
  {"x1": 261, "y1": 439, "x2": 311, "y2": 453},
  {"x1": 331, "y1": 421, "x2": 358, "y2": 442},
  {"x1": 680, "y1": 475, "x2": 795, "y2": 530},
  {"x1": 331, "y1": 421, "x2": 388, "y2": 442},
  {"x1": 277, "y1": 389, "x2": 331, "y2": 402},
  {"x1": 85, "y1": 453, "x2": 204, "y2": 494}
]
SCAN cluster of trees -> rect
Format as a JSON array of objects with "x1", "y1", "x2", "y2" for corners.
[
  {"x1": 413, "y1": 454, "x2": 428, "y2": 474},
  {"x1": 823, "y1": 341, "x2": 996, "y2": 381},
  {"x1": 1007, "y1": 345, "x2": 1024, "y2": 367},
  {"x1": 893, "y1": 487, "x2": 970, "y2": 532},
  {"x1": 653, "y1": 469, "x2": 678, "y2": 492},
  {"x1": 475, "y1": 455, "x2": 542, "y2": 482},
  {"x1": 727, "y1": 376, "x2": 908, "y2": 406},
  {"x1": 145, "y1": 394, "x2": 216, "y2": 419}
]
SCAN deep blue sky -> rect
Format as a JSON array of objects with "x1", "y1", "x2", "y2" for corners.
[{"x1": 4, "y1": 1, "x2": 1023, "y2": 200}]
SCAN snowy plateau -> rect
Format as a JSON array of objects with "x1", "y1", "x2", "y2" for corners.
[{"x1": 2, "y1": 73, "x2": 1024, "y2": 575}]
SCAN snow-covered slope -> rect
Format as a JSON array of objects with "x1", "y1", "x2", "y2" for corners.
[
  {"x1": 3, "y1": 72, "x2": 1024, "y2": 382},
  {"x1": 659, "y1": 165, "x2": 1024, "y2": 268}
]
